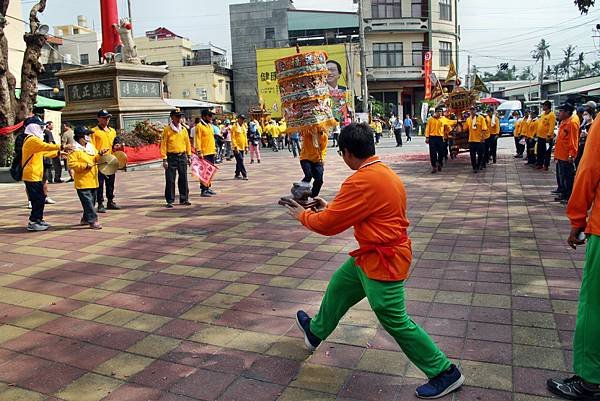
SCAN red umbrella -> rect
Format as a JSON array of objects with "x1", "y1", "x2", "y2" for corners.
[{"x1": 480, "y1": 97, "x2": 506, "y2": 105}]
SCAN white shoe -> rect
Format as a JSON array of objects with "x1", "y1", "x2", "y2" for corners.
[
  {"x1": 27, "y1": 201, "x2": 32, "y2": 209},
  {"x1": 45, "y1": 197, "x2": 56, "y2": 204},
  {"x1": 27, "y1": 221, "x2": 48, "y2": 232}
]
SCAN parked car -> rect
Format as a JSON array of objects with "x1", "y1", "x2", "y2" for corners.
[{"x1": 498, "y1": 100, "x2": 522, "y2": 136}]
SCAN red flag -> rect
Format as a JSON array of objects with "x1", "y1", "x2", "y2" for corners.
[
  {"x1": 190, "y1": 154, "x2": 218, "y2": 186},
  {"x1": 424, "y1": 51, "x2": 433, "y2": 100}
]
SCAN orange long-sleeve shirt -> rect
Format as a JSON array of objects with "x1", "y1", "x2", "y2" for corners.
[
  {"x1": 299, "y1": 156, "x2": 412, "y2": 281},
  {"x1": 567, "y1": 119, "x2": 600, "y2": 235},
  {"x1": 300, "y1": 131, "x2": 327, "y2": 163},
  {"x1": 554, "y1": 119, "x2": 579, "y2": 161}
]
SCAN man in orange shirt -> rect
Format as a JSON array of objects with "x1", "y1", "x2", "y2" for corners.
[
  {"x1": 284, "y1": 123, "x2": 464, "y2": 399},
  {"x1": 547, "y1": 108, "x2": 600, "y2": 400},
  {"x1": 553, "y1": 104, "x2": 579, "y2": 204}
]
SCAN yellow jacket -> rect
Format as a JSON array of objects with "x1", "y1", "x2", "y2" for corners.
[
  {"x1": 268, "y1": 124, "x2": 281, "y2": 138},
  {"x1": 537, "y1": 111, "x2": 556, "y2": 140},
  {"x1": 527, "y1": 119, "x2": 538, "y2": 138},
  {"x1": 440, "y1": 117, "x2": 457, "y2": 138},
  {"x1": 279, "y1": 121, "x2": 287, "y2": 133},
  {"x1": 67, "y1": 144, "x2": 100, "y2": 189},
  {"x1": 21, "y1": 135, "x2": 61, "y2": 182},
  {"x1": 486, "y1": 115, "x2": 500, "y2": 136},
  {"x1": 91, "y1": 126, "x2": 117, "y2": 155},
  {"x1": 425, "y1": 117, "x2": 444, "y2": 137},
  {"x1": 520, "y1": 118, "x2": 530, "y2": 137},
  {"x1": 231, "y1": 123, "x2": 248, "y2": 151},
  {"x1": 300, "y1": 132, "x2": 328, "y2": 162},
  {"x1": 464, "y1": 115, "x2": 488, "y2": 143},
  {"x1": 160, "y1": 125, "x2": 191, "y2": 159},
  {"x1": 513, "y1": 119, "x2": 522, "y2": 137},
  {"x1": 194, "y1": 121, "x2": 216, "y2": 156}
]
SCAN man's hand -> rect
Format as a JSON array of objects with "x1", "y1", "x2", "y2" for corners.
[
  {"x1": 284, "y1": 199, "x2": 304, "y2": 221},
  {"x1": 162, "y1": 160, "x2": 168, "y2": 170},
  {"x1": 63, "y1": 144, "x2": 74, "y2": 152},
  {"x1": 313, "y1": 196, "x2": 328, "y2": 211},
  {"x1": 99, "y1": 148, "x2": 109, "y2": 155},
  {"x1": 567, "y1": 227, "x2": 586, "y2": 249}
]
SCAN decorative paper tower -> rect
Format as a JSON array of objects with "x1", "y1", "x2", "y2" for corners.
[{"x1": 275, "y1": 50, "x2": 337, "y2": 141}]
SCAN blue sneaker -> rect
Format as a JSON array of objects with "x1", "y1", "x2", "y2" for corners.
[
  {"x1": 295, "y1": 310, "x2": 321, "y2": 351},
  {"x1": 415, "y1": 364, "x2": 464, "y2": 399}
]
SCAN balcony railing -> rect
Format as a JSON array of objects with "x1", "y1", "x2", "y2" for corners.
[
  {"x1": 366, "y1": 65, "x2": 424, "y2": 81},
  {"x1": 365, "y1": 17, "x2": 428, "y2": 32}
]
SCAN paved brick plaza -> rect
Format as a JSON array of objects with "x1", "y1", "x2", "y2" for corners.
[{"x1": 0, "y1": 137, "x2": 581, "y2": 400}]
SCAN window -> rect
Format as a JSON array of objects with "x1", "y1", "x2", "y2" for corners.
[
  {"x1": 73, "y1": 28, "x2": 79, "y2": 34},
  {"x1": 265, "y1": 27, "x2": 275, "y2": 40},
  {"x1": 439, "y1": 0, "x2": 452, "y2": 21},
  {"x1": 371, "y1": 0, "x2": 401, "y2": 18},
  {"x1": 80, "y1": 53, "x2": 89, "y2": 65},
  {"x1": 411, "y1": 42, "x2": 424, "y2": 66},
  {"x1": 439, "y1": 41, "x2": 452, "y2": 66},
  {"x1": 411, "y1": 0, "x2": 422, "y2": 17},
  {"x1": 373, "y1": 43, "x2": 403, "y2": 67}
]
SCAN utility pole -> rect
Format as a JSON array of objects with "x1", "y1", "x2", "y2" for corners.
[
  {"x1": 539, "y1": 51, "x2": 545, "y2": 100},
  {"x1": 466, "y1": 55, "x2": 471, "y2": 89},
  {"x1": 127, "y1": 0, "x2": 133, "y2": 35},
  {"x1": 358, "y1": 0, "x2": 369, "y2": 113}
]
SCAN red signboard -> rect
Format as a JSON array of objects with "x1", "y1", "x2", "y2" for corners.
[{"x1": 424, "y1": 51, "x2": 432, "y2": 100}]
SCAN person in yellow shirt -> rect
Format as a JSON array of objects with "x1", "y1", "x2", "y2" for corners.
[
  {"x1": 20, "y1": 116, "x2": 73, "y2": 231},
  {"x1": 279, "y1": 119, "x2": 288, "y2": 149},
  {"x1": 300, "y1": 130, "x2": 328, "y2": 198},
  {"x1": 194, "y1": 110, "x2": 217, "y2": 197},
  {"x1": 513, "y1": 111, "x2": 525, "y2": 158},
  {"x1": 161, "y1": 109, "x2": 192, "y2": 208},
  {"x1": 486, "y1": 109, "x2": 501, "y2": 164},
  {"x1": 536, "y1": 101, "x2": 556, "y2": 170},
  {"x1": 463, "y1": 107, "x2": 488, "y2": 173},
  {"x1": 525, "y1": 110, "x2": 539, "y2": 166},
  {"x1": 91, "y1": 109, "x2": 122, "y2": 213},
  {"x1": 439, "y1": 112, "x2": 457, "y2": 165},
  {"x1": 68, "y1": 127, "x2": 109, "y2": 229},
  {"x1": 231, "y1": 115, "x2": 249, "y2": 180},
  {"x1": 425, "y1": 106, "x2": 445, "y2": 173}
]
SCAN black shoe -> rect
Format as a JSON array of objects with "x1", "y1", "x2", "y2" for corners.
[
  {"x1": 166, "y1": 203, "x2": 174, "y2": 208},
  {"x1": 200, "y1": 191, "x2": 212, "y2": 197},
  {"x1": 295, "y1": 310, "x2": 321, "y2": 351},
  {"x1": 97, "y1": 204, "x2": 106, "y2": 213},
  {"x1": 554, "y1": 196, "x2": 565, "y2": 202},
  {"x1": 551, "y1": 190, "x2": 561, "y2": 194},
  {"x1": 437, "y1": 165, "x2": 442, "y2": 172},
  {"x1": 180, "y1": 201, "x2": 191, "y2": 206},
  {"x1": 547, "y1": 376, "x2": 600, "y2": 400},
  {"x1": 107, "y1": 201, "x2": 121, "y2": 210},
  {"x1": 473, "y1": 169, "x2": 478, "y2": 174}
]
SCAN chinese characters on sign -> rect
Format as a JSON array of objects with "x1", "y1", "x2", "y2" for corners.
[
  {"x1": 260, "y1": 72, "x2": 277, "y2": 82},
  {"x1": 68, "y1": 81, "x2": 114, "y2": 101},
  {"x1": 119, "y1": 80, "x2": 161, "y2": 98}
]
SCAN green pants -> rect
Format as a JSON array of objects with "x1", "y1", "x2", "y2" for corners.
[
  {"x1": 310, "y1": 257, "x2": 451, "y2": 378},
  {"x1": 574, "y1": 234, "x2": 600, "y2": 384}
]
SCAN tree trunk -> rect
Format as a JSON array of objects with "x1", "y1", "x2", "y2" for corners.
[
  {"x1": 17, "y1": 32, "x2": 45, "y2": 121},
  {"x1": 0, "y1": 0, "x2": 18, "y2": 167}
]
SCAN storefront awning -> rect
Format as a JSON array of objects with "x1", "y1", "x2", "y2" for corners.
[{"x1": 15, "y1": 89, "x2": 65, "y2": 109}]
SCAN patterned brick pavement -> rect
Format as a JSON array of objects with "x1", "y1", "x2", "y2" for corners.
[{"x1": 0, "y1": 137, "x2": 581, "y2": 400}]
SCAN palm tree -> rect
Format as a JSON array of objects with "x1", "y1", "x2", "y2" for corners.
[
  {"x1": 576, "y1": 52, "x2": 585, "y2": 75},
  {"x1": 532, "y1": 39, "x2": 551, "y2": 86},
  {"x1": 545, "y1": 65, "x2": 552, "y2": 79},
  {"x1": 562, "y1": 45, "x2": 577, "y2": 79},
  {"x1": 552, "y1": 64, "x2": 561, "y2": 80},
  {"x1": 519, "y1": 66, "x2": 536, "y2": 80}
]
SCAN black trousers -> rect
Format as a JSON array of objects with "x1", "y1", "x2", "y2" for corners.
[
  {"x1": 536, "y1": 138, "x2": 547, "y2": 167},
  {"x1": 514, "y1": 136, "x2": 525, "y2": 156},
  {"x1": 394, "y1": 128, "x2": 403, "y2": 146},
  {"x1": 77, "y1": 188, "x2": 98, "y2": 223},
  {"x1": 234, "y1": 150, "x2": 247, "y2": 177},
  {"x1": 483, "y1": 137, "x2": 492, "y2": 165},
  {"x1": 25, "y1": 181, "x2": 45, "y2": 222},
  {"x1": 300, "y1": 159, "x2": 324, "y2": 198},
  {"x1": 52, "y1": 157, "x2": 62, "y2": 182},
  {"x1": 200, "y1": 154, "x2": 215, "y2": 192},
  {"x1": 526, "y1": 138, "x2": 536, "y2": 164},
  {"x1": 544, "y1": 138, "x2": 554, "y2": 168},
  {"x1": 405, "y1": 127, "x2": 412, "y2": 141},
  {"x1": 428, "y1": 136, "x2": 445, "y2": 168},
  {"x1": 165, "y1": 153, "x2": 189, "y2": 204},
  {"x1": 97, "y1": 172, "x2": 115, "y2": 204},
  {"x1": 469, "y1": 142, "x2": 484, "y2": 170},
  {"x1": 489, "y1": 135, "x2": 498, "y2": 163},
  {"x1": 557, "y1": 160, "x2": 575, "y2": 200}
]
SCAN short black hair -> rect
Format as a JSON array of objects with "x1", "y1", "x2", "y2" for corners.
[
  {"x1": 326, "y1": 59, "x2": 342, "y2": 74},
  {"x1": 542, "y1": 100, "x2": 552, "y2": 108},
  {"x1": 338, "y1": 123, "x2": 375, "y2": 159},
  {"x1": 201, "y1": 109, "x2": 214, "y2": 117}
]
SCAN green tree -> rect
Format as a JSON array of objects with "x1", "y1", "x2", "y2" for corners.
[
  {"x1": 562, "y1": 45, "x2": 577, "y2": 79},
  {"x1": 519, "y1": 66, "x2": 536, "y2": 80},
  {"x1": 532, "y1": 39, "x2": 551, "y2": 85},
  {"x1": 574, "y1": 0, "x2": 595, "y2": 13}
]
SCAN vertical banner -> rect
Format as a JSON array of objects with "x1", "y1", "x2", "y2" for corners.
[
  {"x1": 43, "y1": 109, "x2": 62, "y2": 144},
  {"x1": 424, "y1": 51, "x2": 433, "y2": 100}
]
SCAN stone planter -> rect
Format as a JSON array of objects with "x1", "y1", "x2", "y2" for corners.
[{"x1": 0, "y1": 167, "x2": 16, "y2": 183}]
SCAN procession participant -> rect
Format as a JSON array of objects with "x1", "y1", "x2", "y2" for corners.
[
  {"x1": 91, "y1": 109, "x2": 122, "y2": 212},
  {"x1": 300, "y1": 129, "x2": 328, "y2": 198},
  {"x1": 248, "y1": 120, "x2": 263, "y2": 162},
  {"x1": 42, "y1": 122, "x2": 57, "y2": 204},
  {"x1": 190, "y1": 117, "x2": 201, "y2": 147},
  {"x1": 194, "y1": 109, "x2": 217, "y2": 197},
  {"x1": 553, "y1": 104, "x2": 579, "y2": 204},
  {"x1": 68, "y1": 127, "x2": 109, "y2": 229},
  {"x1": 464, "y1": 106, "x2": 488, "y2": 173},
  {"x1": 547, "y1": 113, "x2": 600, "y2": 401},
  {"x1": 221, "y1": 119, "x2": 233, "y2": 161},
  {"x1": 425, "y1": 106, "x2": 445, "y2": 173},
  {"x1": 231, "y1": 115, "x2": 249, "y2": 180},
  {"x1": 279, "y1": 118, "x2": 288, "y2": 150},
  {"x1": 160, "y1": 109, "x2": 192, "y2": 208},
  {"x1": 575, "y1": 103, "x2": 595, "y2": 168},
  {"x1": 481, "y1": 111, "x2": 492, "y2": 169},
  {"x1": 286, "y1": 123, "x2": 464, "y2": 400},
  {"x1": 440, "y1": 112, "x2": 457, "y2": 162},
  {"x1": 486, "y1": 109, "x2": 500, "y2": 164},
  {"x1": 525, "y1": 110, "x2": 538, "y2": 166},
  {"x1": 21, "y1": 116, "x2": 73, "y2": 231},
  {"x1": 513, "y1": 111, "x2": 525, "y2": 158},
  {"x1": 61, "y1": 122, "x2": 75, "y2": 182},
  {"x1": 536, "y1": 100, "x2": 556, "y2": 170},
  {"x1": 404, "y1": 113, "x2": 413, "y2": 141}
]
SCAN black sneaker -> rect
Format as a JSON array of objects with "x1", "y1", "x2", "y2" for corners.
[
  {"x1": 97, "y1": 204, "x2": 107, "y2": 213},
  {"x1": 180, "y1": 200, "x2": 191, "y2": 206},
  {"x1": 295, "y1": 310, "x2": 321, "y2": 351},
  {"x1": 415, "y1": 364, "x2": 464, "y2": 399},
  {"x1": 107, "y1": 201, "x2": 121, "y2": 210},
  {"x1": 166, "y1": 203, "x2": 174, "y2": 208},
  {"x1": 551, "y1": 190, "x2": 561, "y2": 194},
  {"x1": 547, "y1": 375, "x2": 600, "y2": 400}
]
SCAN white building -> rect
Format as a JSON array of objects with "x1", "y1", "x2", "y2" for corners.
[{"x1": 53, "y1": 16, "x2": 101, "y2": 65}]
